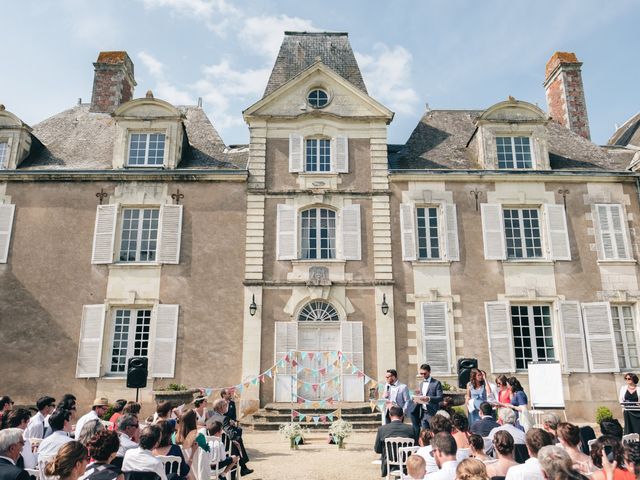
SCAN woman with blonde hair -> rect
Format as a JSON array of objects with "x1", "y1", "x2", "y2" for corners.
[
  {"x1": 455, "y1": 458, "x2": 489, "y2": 480},
  {"x1": 44, "y1": 441, "x2": 89, "y2": 480},
  {"x1": 174, "y1": 409, "x2": 209, "y2": 467}
]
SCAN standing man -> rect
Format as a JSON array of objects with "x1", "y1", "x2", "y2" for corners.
[
  {"x1": 412, "y1": 364, "x2": 443, "y2": 431},
  {"x1": 383, "y1": 369, "x2": 411, "y2": 424},
  {"x1": 24, "y1": 396, "x2": 55, "y2": 440}
]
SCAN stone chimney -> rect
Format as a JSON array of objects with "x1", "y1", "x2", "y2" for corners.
[
  {"x1": 89, "y1": 51, "x2": 136, "y2": 113},
  {"x1": 543, "y1": 52, "x2": 591, "y2": 140}
]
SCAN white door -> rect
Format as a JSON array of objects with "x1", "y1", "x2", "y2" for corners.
[{"x1": 297, "y1": 325, "x2": 340, "y2": 400}]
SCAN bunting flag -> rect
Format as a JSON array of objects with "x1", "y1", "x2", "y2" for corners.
[
  {"x1": 299, "y1": 413, "x2": 306, "y2": 421},
  {"x1": 292, "y1": 410, "x2": 299, "y2": 418},
  {"x1": 320, "y1": 415, "x2": 327, "y2": 422},
  {"x1": 301, "y1": 351, "x2": 307, "y2": 361},
  {"x1": 328, "y1": 413, "x2": 334, "y2": 421},
  {"x1": 251, "y1": 377, "x2": 259, "y2": 385},
  {"x1": 357, "y1": 371, "x2": 365, "y2": 378},
  {"x1": 204, "y1": 388, "x2": 213, "y2": 397},
  {"x1": 265, "y1": 369, "x2": 273, "y2": 379},
  {"x1": 308, "y1": 352, "x2": 315, "y2": 360},
  {"x1": 312, "y1": 416, "x2": 320, "y2": 425}
]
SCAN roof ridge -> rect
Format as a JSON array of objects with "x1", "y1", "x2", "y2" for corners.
[{"x1": 284, "y1": 31, "x2": 348, "y2": 36}]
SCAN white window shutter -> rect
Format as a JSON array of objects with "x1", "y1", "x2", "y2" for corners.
[
  {"x1": 558, "y1": 301, "x2": 588, "y2": 372},
  {"x1": 340, "y1": 204, "x2": 361, "y2": 260},
  {"x1": 152, "y1": 304, "x2": 179, "y2": 378},
  {"x1": 76, "y1": 305, "x2": 106, "y2": 378},
  {"x1": 91, "y1": 204, "x2": 117, "y2": 264},
  {"x1": 481, "y1": 204, "x2": 506, "y2": 260},
  {"x1": 582, "y1": 302, "x2": 619, "y2": 373},
  {"x1": 334, "y1": 136, "x2": 349, "y2": 173},
  {"x1": 610, "y1": 204, "x2": 632, "y2": 259},
  {"x1": 158, "y1": 204, "x2": 183, "y2": 264},
  {"x1": 421, "y1": 302, "x2": 451, "y2": 374},
  {"x1": 544, "y1": 204, "x2": 571, "y2": 260},
  {"x1": 0, "y1": 204, "x2": 16, "y2": 263},
  {"x1": 276, "y1": 204, "x2": 297, "y2": 260},
  {"x1": 484, "y1": 301, "x2": 515, "y2": 373},
  {"x1": 400, "y1": 203, "x2": 416, "y2": 261},
  {"x1": 443, "y1": 203, "x2": 460, "y2": 261},
  {"x1": 594, "y1": 204, "x2": 631, "y2": 260},
  {"x1": 289, "y1": 134, "x2": 303, "y2": 173},
  {"x1": 341, "y1": 321, "x2": 364, "y2": 401},
  {"x1": 275, "y1": 322, "x2": 298, "y2": 402}
]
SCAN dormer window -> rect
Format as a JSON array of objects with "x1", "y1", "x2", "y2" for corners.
[
  {"x1": 496, "y1": 136, "x2": 533, "y2": 169},
  {"x1": 307, "y1": 89, "x2": 329, "y2": 109},
  {"x1": 0, "y1": 142, "x2": 7, "y2": 169},
  {"x1": 305, "y1": 138, "x2": 331, "y2": 172},
  {"x1": 127, "y1": 132, "x2": 166, "y2": 167}
]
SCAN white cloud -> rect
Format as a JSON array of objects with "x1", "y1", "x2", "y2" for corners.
[
  {"x1": 139, "y1": 0, "x2": 240, "y2": 34},
  {"x1": 61, "y1": 0, "x2": 121, "y2": 47},
  {"x1": 137, "y1": 51, "x2": 193, "y2": 105},
  {"x1": 356, "y1": 44, "x2": 419, "y2": 114},
  {"x1": 138, "y1": 51, "x2": 165, "y2": 77},
  {"x1": 241, "y1": 15, "x2": 320, "y2": 59}
]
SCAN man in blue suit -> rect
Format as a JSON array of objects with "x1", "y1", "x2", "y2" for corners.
[
  {"x1": 382, "y1": 369, "x2": 411, "y2": 424},
  {"x1": 411, "y1": 363, "x2": 444, "y2": 431}
]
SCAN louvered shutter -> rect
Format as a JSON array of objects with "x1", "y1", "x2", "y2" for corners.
[
  {"x1": 610, "y1": 205, "x2": 632, "y2": 259},
  {"x1": 582, "y1": 302, "x2": 619, "y2": 373},
  {"x1": 558, "y1": 301, "x2": 588, "y2": 372},
  {"x1": 421, "y1": 302, "x2": 451, "y2": 374},
  {"x1": 485, "y1": 301, "x2": 515, "y2": 373},
  {"x1": 400, "y1": 203, "x2": 416, "y2": 261},
  {"x1": 340, "y1": 204, "x2": 361, "y2": 260},
  {"x1": 443, "y1": 203, "x2": 460, "y2": 261},
  {"x1": 594, "y1": 204, "x2": 631, "y2": 260},
  {"x1": 91, "y1": 204, "x2": 117, "y2": 264},
  {"x1": 76, "y1": 305, "x2": 106, "y2": 378},
  {"x1": 276, "y1": 204, "x2": 297, "y2": 260},
  {"x1": 275, "y1": 322, "x2": 298, "y2": 402},
  {"x1": 151, "y1": 304, "x2": 179, "y2": 378},
  {"x1": 0, "y1": 204, "x2": 15, "y2": 263},
  {"x1": 341, "y1": 321, "x2": 364, "y2": 401},
  {"x1": 289, "y1": 134, "x2": 304, "y2": 173},
  {"x1": 333, "y1": 136, "x2": 349, "y2": 173},
  {"x1": 481, "y1": 204, "x2": 506, "y2": 260},
  {"x1": 544, "y1": 204, "x2": 571, "y2": 260},
  {"x1": 158, "y1": 204, "x2": 183, "y2": 264}
]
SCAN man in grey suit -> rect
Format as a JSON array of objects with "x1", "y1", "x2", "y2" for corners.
[
  {"x1": 411, "y1": 363, "x2": 444, "y2": 431},
  {"x1": 374, "y1": 406, "x2": 417, "y2": 477},
  {"x1": 382, "y1": 369, "x2": 411, "y2": 424}
]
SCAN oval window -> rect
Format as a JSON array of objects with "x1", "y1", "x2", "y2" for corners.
[{"x1": 307, "y1": 89, "x2": 329, "y2": 108}]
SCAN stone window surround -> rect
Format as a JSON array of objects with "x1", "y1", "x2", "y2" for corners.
[
  {"x1": 126, "y1": 131, "x2": 167, "y2": 167},
  {"x1": 610, "y1": 302, "x2": 640, "y2": 370},
  {"x1": 113, "y1": 118, "x2": 184, "y2": 170},
  {"x1": 477, "y1": 123, "x2": 550, "y2": 170},
  {"x1": 414, "y1": 295, "x2": 456, "y2": 374},
  {"x1": 307, "y1": 86, "x2": 332, "y2": 109}
]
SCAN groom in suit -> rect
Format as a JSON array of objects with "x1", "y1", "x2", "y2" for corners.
[{"x1": 411, "y1": 363, "x2": 444, "y2": 431}]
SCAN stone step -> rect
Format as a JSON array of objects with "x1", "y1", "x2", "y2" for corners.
[
  {"x1": 253, "y1": 412, "x2": 380, "y2": 423},
  {"x1": 250, "y1": 420, "x2": 381, "y2": 431},
  {"x1": 263, "y1": 402, "x2": 378, "y2": 415}
]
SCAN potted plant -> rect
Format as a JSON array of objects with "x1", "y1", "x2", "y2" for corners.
[
  {"x1": 152, "y1": 384, "x2": 201, "y2": 406},
  {"x1": 328, "y1": 419, "x2": 353, "y2": 449},
  {"x1": 279, "y1": 422, "x2": 306, "y2": 450}
]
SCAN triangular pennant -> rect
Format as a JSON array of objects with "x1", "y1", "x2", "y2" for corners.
[
  {"x1": 205, "y1": 388, "x2": 213, "y2": 397},
  {"x1": 258, "y1": 374, "x2": 265, "y2": 383},
  {"x1": 328, "y1": 413, "x2": 334, "y2": 421},
  {"x1": 236, "y1": 384, "x2": 244, "y2": 393},
  {"x1": 284, "y1": 354, "x2": 290, "y2": 363},
  {"x1": 301, "y1": 351, "x2": 307, "y2": 360},
  {"x1": 299, "y1": 413, "x2": 305, "y2": 420},
  {"x1": 251, "y1": 377, "x2": 259, "y2": 385},
  {"x1": 312, "y1": 384, "x2": 319, "y2": 393},
  {"x1": 308, "y1": 352, "x2": 314, "y2": 360},
  {"x1": 319, "y1": 400, "x2": 326, "y2": 407},
  {"x1": 312, "y1": 416, "x2": 320, "y2": 425},
  {"x1": 291, "y1": 359, "x2": 298, "y2": 367},
  {"x1": 265, "y1": 368, "x2": 273, "y2": 378},
  {"x1": 292, "y1": 410, "x2": 299, "y2": 418},
  {"x1": 319, "y1": 368, "x2": 326, "y2": 376},
  {"x1": 312, "y1": 401, "x2": 320, "y2": 408},
  {"x1": 351, "y1": 366, "x2": 358, "y2": 374},
  {"x1": 357, "y1": 371, "x2": 365, "y2": 379},
  {"x1": 320, "y1": 415, "x2": 327, "y2": 423}
]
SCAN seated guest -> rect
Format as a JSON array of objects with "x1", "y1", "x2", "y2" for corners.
[
  {"x1": 541, "y1": 412, "x2": 561, "y2": 444},
  {"x1": 116, "y1": 415, "x2": 139, "y2": 460},
  {"x1": 193, "y1": 398, "x2": 209, "y2": 427},
  {"x1": 425, "y1": 432, "x2": 458, "y2": 479},
  {"x1": 39, "y1": 409, "x2": 74, "y2": 458},
  {"x1": 220, "y1": 390, "x2": 238, "y2": 426},
  {"x1": 77, "y1": 419, "x2": 105, "y2": 447},
  {"x1": 122, "y1": 403, "x2": 141, "y2": 419},
  {"x1": 538, "y1": 445, "x2": 589, "y2": 480},
  {"x1": 470, "y1": 402, "x2": 499, "y2": 437},
  {"x1": 416, "y1": 428, "x2": 436, "y2": 474},
  {"x1": 505, "y1": 428, "x2": 553, "y2": 480},
  {"x1": 451, "y1": 414, "x2": 470, "y2": 451},
  {"x1": 151, "y1": 421, "x2": 189, "y2": 480},
  {"x1": 486, "y1": 431, "x2": 518, "y2": 478},
  {"x1": 57, "y1": 395, "x2": 78, "y2": 421},
  {"x1": 6, "y1": 409, "x2": 37, "y2": 469},
  {"x1": 108, "y1": 400, "x2": 127, "y2": 431},
  {"x1": 600, "y1": 419, "x2": 624, "y2": 440},
  {"x1": 45, "y1": 441, "x2": 89, "y2": 480},
  {"x1": 0, "y1": 397, "x2": 14, "y2": 429},
  {"x1": 417, "y1": 415, "x2": 453, "y2": 474},
  {"x1": 405, "y1": 454, "x2": 427, "y2": 480},
  {"x1": 153, "y1": 403, "x2": 175, "y2": 427},
  {"x1": 589, "y1": 436, "x2": 633, "y2": 480},
  {"x1": 207, "y1": 400, "x2": 252, "y2": 476},
  {"x1": 24, "y1": 396, "x2": 55, "y2": 440},
  {"x1": 76, "y1": 399, "x2": 109, "y2": 442},
  {"x1": 174, "y1": 409, "x2": 209, "y2": 467},
  {"x1": 0, "y1": 428, "x2": 30, "y2": 480},
  {"x1": 374, "y1": 405, "x2": 417, "y2": 477},
  {"x1": 488, "y1": 408, "x2": 525, "y2": 445},
  {"x1": 468, "y1": 434, "x2": 493, "y2": 465},
  {"x1": 122, "y1": 425, "x2": 166, "y2": 480},
  {"x1": 82, "y1": 430, "x2": 122, "y2": 480},
  {"x1": 205, "y1": 421, "x2": 238, "y2": 480},
  {"x1": 455, "y1": 458, "x2": 488, "y2": 480},
  {"x1": 556, "y1": 422, "x2": 595, "y2": 475}
]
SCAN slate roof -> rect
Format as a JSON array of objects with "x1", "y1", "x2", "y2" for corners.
[
  {"x1": 608, "y1": 112, "x2": 640, "y2": 148},
  {"x1": 389, "y1": 109, "x2": 635, "y2": 171},
  {"x1": 20, "y1": 104, "x2": 247, "y2": 170},
  {"x1": 264, "y1": 32, "x2": 367, "y2": 97}
]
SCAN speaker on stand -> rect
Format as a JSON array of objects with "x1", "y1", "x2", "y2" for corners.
[
  {"x1": 127, "y1": 357, "x2": 148, "y2": 402},
  {"x1": 457, "y1": 358, "x2": 478, "y2": 389}
]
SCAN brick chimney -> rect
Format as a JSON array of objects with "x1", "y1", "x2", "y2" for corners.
[
  {"x1": 89, "y1": 51, "x2": 136, "y2": 113},
  {"x1": 543, "y1": 52, "x2": 591, "y2": 140}
]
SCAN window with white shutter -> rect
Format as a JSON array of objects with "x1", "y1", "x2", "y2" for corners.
[
  {"x1": 400, "y1": 203, "x2": 417, "y2": 261},
  {"x1": 152, "y1": 304, "x2": 179, "y2": 378},
  {"x1": 443, "y1": 204, "x2": 460, "y2": 261},
  {"x1": 558, "y1": 301, "x2": 588, "y2": 372},
  {"x1": 511, "y1": 305, "x2": 555, "y2": 370},
  {"x1": 0, "y1": 204, "x2": 16, "y2": 263},
  {"x1": 276, "y1": 204, "x2": 296, "y2": 260},
  {"x1": 582, "y1": 302, "x2": 620, "y2": 373},
  {"x1": 341, "y1": 321, "x2": 364, "y2": 401},
  {"x1": 274, "y1": 322, "x2": 298, "y2": 402},
  {"x1": 91, "y1": 204, "x2": 118, "y2": 264},
  {"x1": 481, "y1": 204, "x2": 506, "y2": 260},
  {"x1": 289, "y1": 134, "x2": 303, "y2": 173},
  {"x1": 158, "y1": 204, "x2": 183, "y2": 264},
  {"x1": 593, "y1": 204, "x2": 632, "y2": 260},
  {"x1": 340, "y1": 204, "x2": 361, "y2": 260},
  {"x1": 333, "y1": 136, "x2": 349, "y2": 173},
  {"x1": 485, "y1": 301, "x2": 515, "y2": 372},
  {"x1": 421, "y1": 302, "x2": 451, "y2": 374},
  {"x1": 544, "y1": 204, "x2": 571, "y2": 260},
  {"x1": 76, "y1": 305, "x2": 106, "y2": 378}
]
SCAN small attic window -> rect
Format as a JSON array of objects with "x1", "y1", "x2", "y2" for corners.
[
  {"x1": 0, "y1": 142, "x2": 7, "y2": 169},
  {"x1": 307, "y1": 89, "x2": 329, "y2": 109},
  {"x1": 127, "y1": 132, "x2": 166, "y2": 166},
  {"x1": 496, "y1": 136, "x2": 533, "y2": 169}
]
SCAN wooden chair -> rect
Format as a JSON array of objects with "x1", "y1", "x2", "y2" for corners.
[
  {"x1": 390, "y1": 445, "x2": 419, "y2": 478},
  {"x1": 623, "y1": 433, "x2": 640, "y2": 444},
  {"x1": 384, "y1": 437, "x2": 415, "y2": 480},
  {"x1": 156, "y1": 455, "x2": 182, "y2": 476}
]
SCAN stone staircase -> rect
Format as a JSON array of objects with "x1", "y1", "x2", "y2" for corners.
[{"x1": 245, "y1": 402, "x2": 382, "y2": 431}]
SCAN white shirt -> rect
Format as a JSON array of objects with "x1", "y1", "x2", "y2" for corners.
[
  {"x1": 416, "y1": 446, "x2": 438, "y2": 474},
  {"x1": 20, "y1": 436, "x2": 37, "y2": 469},
  {"x1": 122, "y1": 447, "x2": 167, "y2": 480},
  {"x1": 117, "y1": 432, "x2": 138, "y2": 457},
  {"x1": 425, "y1": 460, "x2": 458, "y2": 480},
  {"x1": 505, "y1": 457, "x2": 544, "y2": 480},
  {"x1": 38, "y1": 431, "x2": 73, "y2": 457},
  {"x1": 24, "y1": 411, "x2": 46, "y2": 440},
  {"x1": 75, "y1": 410, "x2": 99, "y2": 440},
  {"x1": 488, "y1": 424, "x2": 526, "y2": 445}
]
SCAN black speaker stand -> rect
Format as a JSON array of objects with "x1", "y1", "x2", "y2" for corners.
[{"x1": 135, "y1": 388, "x2": 140, "y2": 403}]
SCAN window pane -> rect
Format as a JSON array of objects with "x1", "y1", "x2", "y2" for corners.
[
  {"x1": 512, "y1": 305, "x2": 554, "y2": 370},
  {"x1": 416, "y1": 207, "x2": 440, "y2": 260},
  {"x1": 133, "y1": 310, "x2": 152, "y2": 357},
  {"x1": 128, "y1": 133, "x2": 165, "y2": 166},
  {"x1": 319, "y1": 139, "x2": 331, "y2": 172},
  {"x1": 300, "y1": 208, "x2": 335, "y2": 259},
  {"x1": 306, "y1": 139, "x2": 317, "y2": 172},
  {"x1": 147, "y1": 133, "x2": 165, "y2": 165},
  {"x1": 612, "y1": 305, "x2": 639, "y2": 370},
  {"x1": 128, "y1": 133, "x2": 147, "y2": 166},
  {"x1": 119, "y1": 208, "x2": 159, "y2": 262},
  {"x1": 496, "y1": 136, "x2": 532, "y2": 169},
  {"x1": 0, "y1": 142, "x2": 7, "y2": 169},
  {"x1": 110, "y1": 310, "x2": 131, "y2": 373}
]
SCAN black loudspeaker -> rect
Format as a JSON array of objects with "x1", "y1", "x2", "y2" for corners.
[
  {"x1": 457, "y1": 358, "x2": 478, "y2": 389},
  {"x1": 127, "y1": 357, "x2": 148, "y2": 389}
]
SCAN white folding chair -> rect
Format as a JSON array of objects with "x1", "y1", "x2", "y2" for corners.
[
  {"x1": 25, "y1": 468, "x2": 39, "y2": 480},
  {"x1": 587, "y1": 438, "x2": 597, "y2": 450},
  {"x1": 390, "y1": 445, "x2": 419, "y2": 478},
  {"x1": 205, "y1": 434, "x2": 241, "y2": 480},
  {"x1": 623, "y1": 433, "x2": 640, "y2": 444},
  {"x1": 37, "y1": 455, "x2": 54, "y2": 480},
  {"x1": 384, "y1": 437, "x2": 415, "y2": 480},
  {"x1": 29, "y1": 438, "x2": 43, "y2": 455},
  {"x1": 156, "y1": 455, "x2": 182, "y2": 476},
  {"x1": 529, "y1": 410, "x2": 545, "y2": 428},
  {"x1": 100, "y1": 420, "x2": 114, "y2": 429}
]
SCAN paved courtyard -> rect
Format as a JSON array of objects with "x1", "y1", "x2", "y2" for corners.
[{"x1": 243, "y1": 430, "x2": 380, "y2": 480}]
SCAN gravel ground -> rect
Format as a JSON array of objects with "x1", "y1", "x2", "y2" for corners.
[{"x1": 242, "y1": 430, "x2": 380, "y2": 480}]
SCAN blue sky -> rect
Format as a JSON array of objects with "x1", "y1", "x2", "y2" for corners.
[{"x1": 2, "y1": 0, "x2": 638, "y2": 146}]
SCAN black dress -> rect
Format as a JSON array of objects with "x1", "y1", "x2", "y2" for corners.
[{"x1": 623, "y1": 389, "x2": 640, "y2": 435}]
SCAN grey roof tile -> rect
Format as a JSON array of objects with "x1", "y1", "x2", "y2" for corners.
[
  {"x1": 608, "y1": 112, "x2": 640, "y2": 147},
  {"x1": 264, "y1": 32, "x2": 367, "y2": 97}
]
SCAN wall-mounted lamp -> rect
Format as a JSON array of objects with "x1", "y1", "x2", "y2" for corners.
[
  {"x1": 249, "y1": 294, "x2": 257, "y2": 316},
  {"x1": 381, "y1": 294, "x2": 389, "y2": 316}
]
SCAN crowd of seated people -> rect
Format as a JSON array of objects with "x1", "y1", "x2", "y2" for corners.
[{"x1": 0, "y1": 390, "x2": 253, "y2": 480}]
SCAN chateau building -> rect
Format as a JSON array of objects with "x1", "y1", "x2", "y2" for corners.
[{"x1": 1, "y1": 33, "x2": 639, "y2": 419}]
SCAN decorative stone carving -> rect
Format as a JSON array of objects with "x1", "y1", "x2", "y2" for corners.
[{"x1": 307, "y1": 266, "x2": 331, "y2": 286}]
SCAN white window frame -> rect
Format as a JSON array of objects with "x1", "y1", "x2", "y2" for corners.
[
  {"x1": 611, "y1": 304, "x2": 640, "y2": 370},
  {"x1": 107, "y1": 308, "x2": 152, "y2": 375},
  {"x1": 126, "y1": 132, "x2": 166, "y2": 167},
  {"x1": 495, "y1": 136, "x2": 534, "y2": 169},
  {"x1": 118, "y1": 207, "x2": 160, "y2": 263},
  {"x1": 0, "y1": 141, "x2": 8, "y2": 169},
  {"x1": 300, "y1": 207, "x2": 337, "y2": 260},
  {"x1": 416, "y1": 205, "x2": 442, "y2": 260},
  {"x1": 510, "y1": 304, "x2": 556, "y2": 371},
  {"x1": 503, "y1": 207, "x2": 544, "y2": 259},
  {"x1": 305, "y1": 137, "x2": 331, "y2": 173}
]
